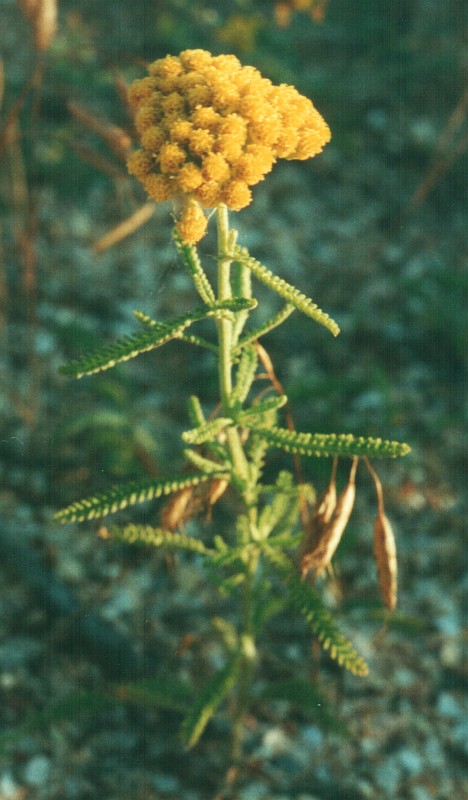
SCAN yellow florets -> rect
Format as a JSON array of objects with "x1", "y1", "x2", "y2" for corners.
[{"x1": 127, "y1": 49, "x2": 330, "y2": 243}]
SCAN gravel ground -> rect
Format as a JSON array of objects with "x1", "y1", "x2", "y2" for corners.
[{"x1": 0, "y1": 1, "x2": 467, "y2": 798}]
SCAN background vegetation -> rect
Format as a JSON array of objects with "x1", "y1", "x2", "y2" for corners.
[{"x1": 0, "y1": 1, "x2": 466, "y2": 798}]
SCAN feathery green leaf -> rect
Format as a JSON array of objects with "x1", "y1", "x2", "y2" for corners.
[
  {"x1": 263, "y1": 546, "x2": 369, "y2": 677},
  {"x1": 234, "y1": 246, "x2": 339, "y2": 336},
  {"x1": 181, "y1": 651, "x2": 241, "y2": 749},
  {"x1": 237, "y1": 394, "x2": 288, "y2": 423},
  {"x1": 108, "y1": 524, "x2": 215, "y2": 555},
  {"x1": 173, "y1": 230, "x2": 216, "y2": 307},
  {"x1": 183, "y1": 448, "x2": 229, "y2": 474},
  {"x1": 60, "y1": 300, "x2": 256, "y2": 379},
  {"x1": 54, "y1": 473, "x2": 224, "y2": 523},
  {"x1": 234, "y1": 304, "x2": 295, "y2": 351},
  {"x1": 243, "y1": 425, "x2": 411, "y2": 459},
  {"x1": 134, "y1": 310, "x2": 217, "y2": 352},
  {"x1": 231, "y1": 345, "x2": 258, "y2": 406},
  {"x1": 182, "y1": 417, "x2": 233, "y2": 445}
]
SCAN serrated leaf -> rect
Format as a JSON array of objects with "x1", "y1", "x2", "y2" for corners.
[
  {"x1": 263, "y1": 546, "x2": 369, "y2": 677},
  {"x1": 234, "y1": 304, "x2": 295, "y2": 351},
  {"x1": 108, "y1": 524, "x2": 215, "y2": 555},
  {"x1": 182, "y1": 417, "x2": 233, "y2": 445},
  {"x1": 243, "y1": 425, "x2": 411, "y2": 459},
  {"x1": 60, "y1": 300, "x2": 256, "y2": 379},
  {"x1": 234, "y1": 246, "x2": 339, "y2": 336},
  {"x1": 134, "y1": 310, "x2": 217, "y2": 353},
  {"x1": 237, "y1": 394, "x2": 288, "y2": 423},
  {"x1": 54, "y1": 473, "x2": 223, "y2": 523},
  {"x1": 180, "y1": 651, "x2": 241, "y2": 749},
  {"x1": 183, "y1": 448, "x2": 229, "y2": 474},
  {"x1": 231, "y1": 345, "x2": 258, "y2": 406},
  {"x1": 173, "y1": 230, "x2": 216, "y2": 307}
]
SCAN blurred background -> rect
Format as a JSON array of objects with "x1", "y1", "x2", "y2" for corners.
[{"x1": 0, "y1": 1, "x2": 466, "y2": 798}]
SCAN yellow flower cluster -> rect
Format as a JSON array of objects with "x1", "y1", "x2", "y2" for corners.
[{"x1": 127, "y1": 49, "x2": 331, "y2": 243}]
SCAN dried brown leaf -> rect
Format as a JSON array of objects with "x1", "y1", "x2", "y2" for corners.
[
  {"x1": 373, "y1": 510, "x2": 398, "y2": 611},
  {"x1": 301, "y1": 458, "x2": 357, "y2": 578}
]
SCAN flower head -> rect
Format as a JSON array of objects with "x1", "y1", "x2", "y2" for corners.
[{"x1": 127, "y1": 49, "x2": 331, "y2": 243}]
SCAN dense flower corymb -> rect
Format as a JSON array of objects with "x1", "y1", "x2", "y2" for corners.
[{"x1": 127, "y1": 49, "x2": 331, "y2": 243}]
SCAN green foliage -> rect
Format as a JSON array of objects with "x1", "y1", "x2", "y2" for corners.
[
  {"x1": 134, "y1": 310, "x2": 217, "y2": 353},
  {"x1": 231, "y1": 344, "x2": 258, "y2": 406},
  {"x1": 54, "y1": 473, "x2": 225, "y2": 523},
  {"x1": 180, "y1": 652, "x2": 242, "y2": 749},
  {"x1": 56, "y1": 199, "x2": 410, "y2": 755},
  {"x1": 182, "y1": 417, "x2": 233, "y2": 445},
  {"x1": 257, "y1": 471, "x2": 303, "y2": 539},
  {"x1": 263, "y1": 546, "x2": 369, "y2": 677},
  {"x1": 237, "y1": 394, "x2": 288, "y2": 423},
  {"x1": 234, "y1": 303, "x2": 295, "y2": 351},
  {"x1": 243, "y1": 425, "x2": 411, "y2": 459},
  {"x1": 108, "y1": 524, "x2": 215, "y2": 555},
  {"x1": 173, "y1": 230, "x2": 216, "y2": 307},
  {"x1": 234, "y1": 246, "x2": 340, "y2": 336},
  {"x1": 60, "y1": 299, "x2": 256, "y2": 379}
]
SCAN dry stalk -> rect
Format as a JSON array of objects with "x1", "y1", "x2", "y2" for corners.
[
  {"x1": 17, "y1": 0, "x2": 57, "y2": 52},
  {"x1": 93, "y1": 202, "x2": 155, "y2": 252}
]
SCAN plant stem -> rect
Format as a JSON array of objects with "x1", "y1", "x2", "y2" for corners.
[
  {"x1": 216, "y1": 204, "x2": 234, "y2": 411},
  {"x1": 215, "y1": 205, "x2": 258, "y2": 762},
  {"x1": 230, "y1": 554, "x2": 258, "y2": 763},
  {"x1": 215, "y1": 205, "x2": 249, "y2": 484}
]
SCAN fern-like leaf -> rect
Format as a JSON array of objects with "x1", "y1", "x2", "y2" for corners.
[
  {"x1": 108, "y1": 524, "x2": 215, "y2": 555},
  {"x1": 134, "y1": 310, "x2": 217, "y2": 352},
  {"x1": 243, "y1": 425, "x2": 411, "y2": 459},
  {"x1": 234, "y1": 303, "x2": 295, "y2": 351},
  {"x1": 231, "y1": 344, "x2": 258, "y2": 406},
  {"x1": 60, "y1": 300, "x2": 255, "y2": 379},
  {"x1": 54, "y1": 473, "x2": 224, "y2": 523},
  {"x1": 234, "y1": 246, "x2": 339, "y2": 336},
  {"x1": 237, "y1": 394, "x2": 288, "y2": 423},
  {"x1": 263, "y1": 546, "x2": 369, "y2": 677},
  {"x1": 187, "y1": 395, "x2": 206, "y2": 428},
  {"x1": 182, "y1": 417, "x2": 233, "y2": 445},
  {"x1": 180, "y1": 651, "x2": 241, "y2": 749},
  {"x1": 257, "y1": 471, "x2": 301, "y2": 539},
  {"x1": 173, "y1": 230, "x2": 216, "y2": 307},
  {"x1": 183, "y1": 448, "x2": 229, "y2": 474}
]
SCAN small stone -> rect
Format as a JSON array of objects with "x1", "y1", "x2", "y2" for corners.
[
  {"x1": 23, "y1": 755, "x2": 50, "y2": 787},
  {"x1": 437, "y1": 692, "x2": 462, "y2": 719},
  {"x1": 150, "y1": 773, "x2": 180, "y2": 793},
  {"x1": 0, "y1": 771, "x2": 21, "y2": 799},
  {"x1": 375, "y1": 756, "x2": 401, "y2": 795},
  {"x1": 397, "y1": 748, "x2": 423, "y2": 776},
  {"x1": 238, "y1": 781, "x2": 269, "y2": 800}
]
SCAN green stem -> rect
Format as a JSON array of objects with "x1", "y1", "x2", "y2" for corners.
[
  {"x1": 215, "y1": 205, "x2": 249, "y2": 484},
  {"x1": 215, "y1": 205, "x2": 260, "y2": 764},
  {"x1": 216, "y1": 204, "x2": 234, "y2": 410},
  {"x1": 231, "y1": 555, "x2": 258, "y2": 763}
]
